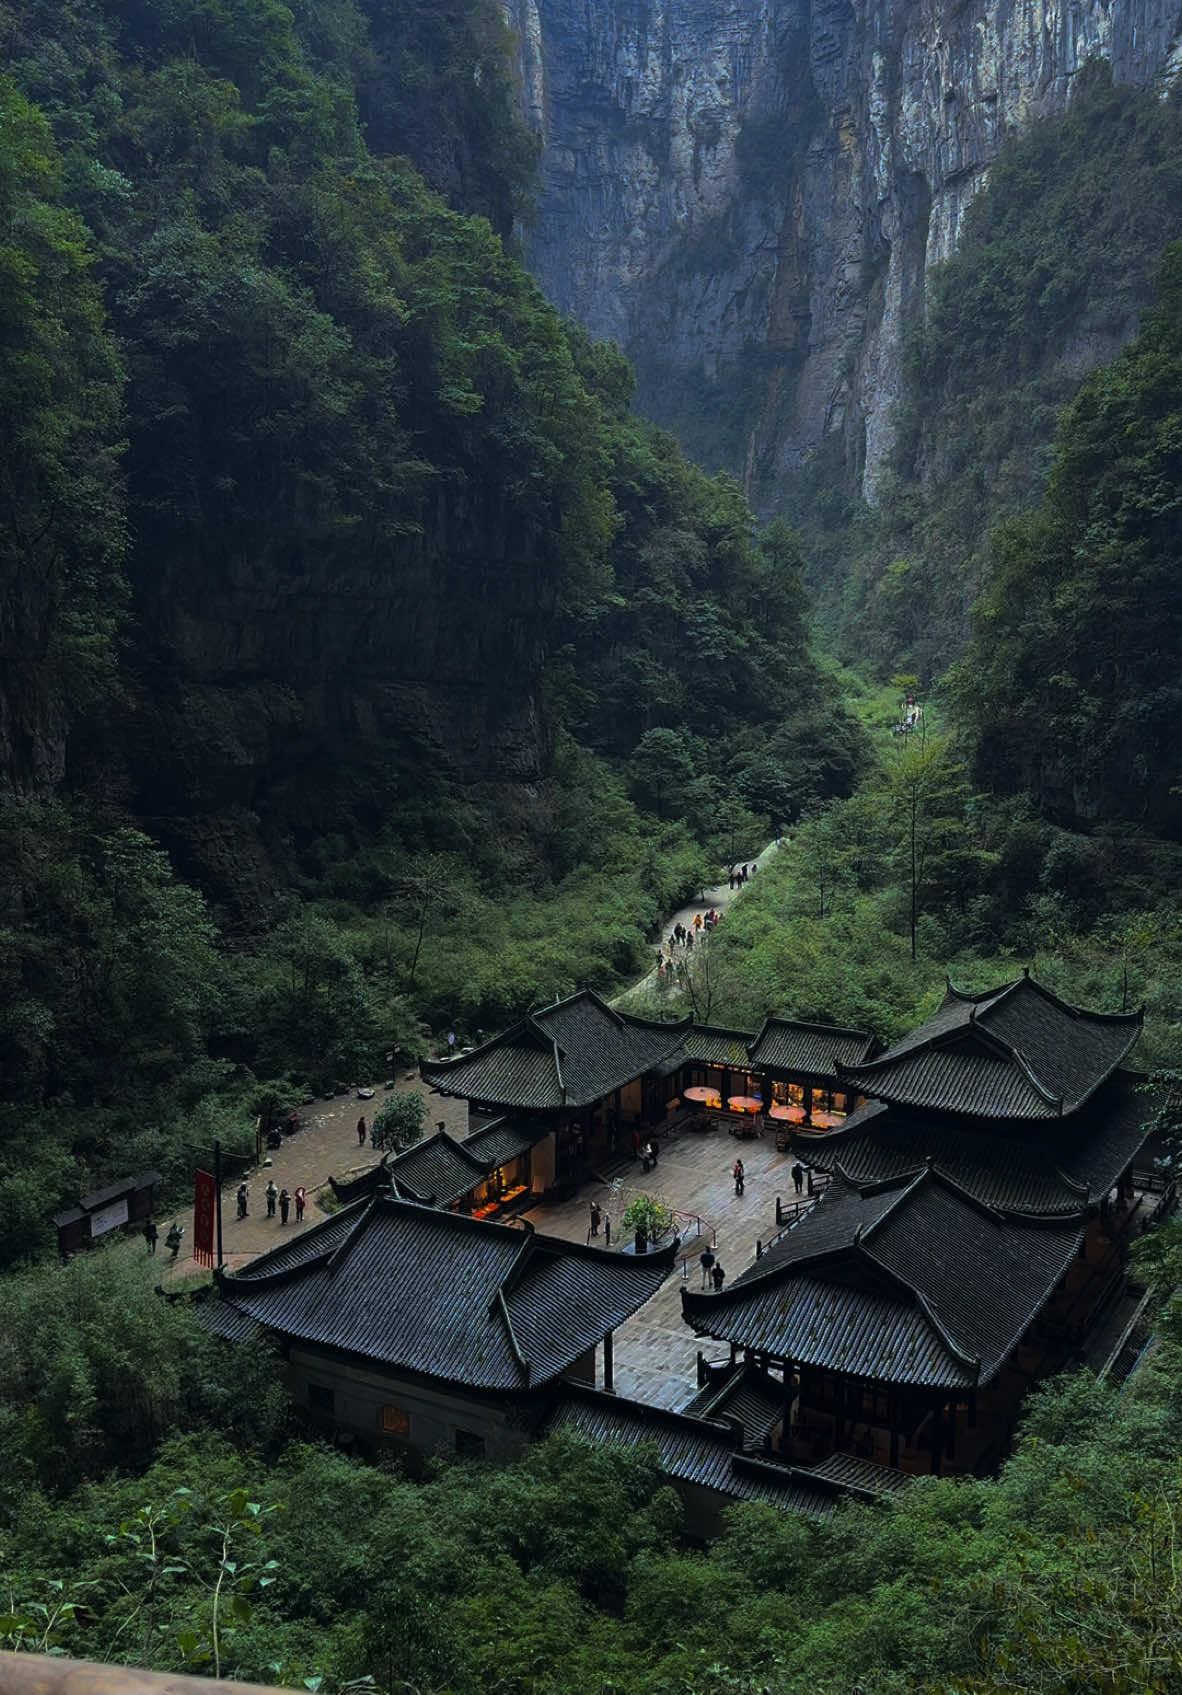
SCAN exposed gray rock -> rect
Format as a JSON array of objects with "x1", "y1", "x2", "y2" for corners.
[{"x1": 505, "y1": 0, "x2": 1182, "y2": 500}]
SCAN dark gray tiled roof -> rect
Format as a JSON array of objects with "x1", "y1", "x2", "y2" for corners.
[
  {"x1": 464, "y1": 1118, "x2": 542, "y2": 1167},
  {"x1": 386, "y1": 1131, "x2": 486, "y2": 1205},
  {"x1": 688, "y1": 1363, "x2": 788, "y2": 1446},
  {"x1": 840, "y1": 977, "x2": 1141, "y2": 1119},
  {"x1": 815, "y1": 1120, "x2": 1086, "y2": 1214},
  {"x1": 810, "y1": 1074, "x2": 1152, "y2": 1213},
  {"x1": 690, "y1": 1268, "x2": 974, "y2": 1388},
  {"x1": 79, "y1": 1170, "x2": 163, "y2": 1210},
  {"x1": 215, "y1": 1197, "x2": 674, "y2": 1392},
  {"x1": 546, "y1": 1386, "x2": 836, "y2": 1516},
  {"x1": 683, "y1": 1170, "x2": 1083, "y2": 1388},
  {"x1": 1050, "y1": 1073, "x2": 1154, "y2": 1198},
  {"x1": 748, "y1": 1019, "x2": 876, "y2": 1078},
  {"x1": 420, "y1": 992, "x2": 688, "y2": 1109},
  {"x1": 810, "y1": 1453, "x2": 912, "y2": 1496},
  {"x1": 680, "y1": 1025, "x2": 757, "y2": 1066}
]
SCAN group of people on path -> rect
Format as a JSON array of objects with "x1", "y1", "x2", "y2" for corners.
[
  {"x1": 657, "y1": 910, "x2": 723, "y2": 984},
  {"x1": 236, "y1": 1179, "x2": 308, "y2": 1225},
  {"x1": 699, "y1": 1245, "x2": 726, "y2": 1290},
  {"x1": 728, "y1": 862, "x2": 756, "y2": 889}
]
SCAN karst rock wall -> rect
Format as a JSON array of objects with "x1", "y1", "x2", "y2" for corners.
[{"x1": 504, "y1": 0, "x2": 1182, "y2": 499}]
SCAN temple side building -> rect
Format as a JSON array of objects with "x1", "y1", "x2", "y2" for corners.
[
  {"x1": 208, "y1": 1195, "x2": 677, "y2": 1461},
  {"x1": 419, "y1": 990, "x2": 876, "y2": 1208},
  {"x1": 681, "y1": 974, "x2": 1153, "y2": 1477}
]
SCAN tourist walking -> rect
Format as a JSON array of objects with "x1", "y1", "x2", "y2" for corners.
[
  {"x1": 236, "y1": 1181, "x2": 249, "y2": 1219},
  {"x1": 589, "y1": 1201, "x2": 602, "y2": 1238},
  {"x1": 699, "y1": 1245, "x2": 716, "y2": 1288},
  {"x1": 265, "y1": 1179, "x2": 278, "y2": 1217},
  {"x1": 791, "y1": 1161, "x2": 804, "y2": 1195},
  {"x1": 144, "y1": 1219, "x2": 158, "y2": 1254},
  {"x1": 357, "y1": 1115, "x2": 367, "y2": 1146},
  {"x1": 279, "y1": 1188, "x2": 290, "y2": 1224},
  {"x1": 694, "y1": 912, "x2": 702, "y2": 932},
  {"x1": 165, "y1": 1221, "x2": 183, "y2": 1260},
  {"x1": 295, "y1": 1185, "x2": 307, "y2": 1222},
  {"x1": 711, "y1": 1262, "x2": 726, "y2": 1291},
  {"x1": 732, "y1": 1158, "x2": 745, "y2": 1197}
]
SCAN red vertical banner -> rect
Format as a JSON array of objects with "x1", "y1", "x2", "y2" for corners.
[{"x1": 193, "y1": 1169, "x2": 217, "y2": 1267}]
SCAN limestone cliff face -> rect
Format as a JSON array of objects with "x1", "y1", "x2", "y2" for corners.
[{"x1": 505, "y1": 0, "x2": 1182, "y2": 499}]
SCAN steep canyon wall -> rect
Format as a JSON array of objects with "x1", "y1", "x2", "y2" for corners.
[{"x1": 505, "y1": 0, "x2": 1182, "y2": 500}]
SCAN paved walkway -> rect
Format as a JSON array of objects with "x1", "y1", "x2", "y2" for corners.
[
  {"x1": 522, "y1": 1118, "x2": 803, "y2": 1408},
  {"x1": 622, "y1": 838, "x2": 782, "y2": 1003},
  {"x1": 159, "y1": 1074, "x2": 468, "y2": 1283}
]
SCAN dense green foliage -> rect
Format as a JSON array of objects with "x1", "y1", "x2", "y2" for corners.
[
  {"x1": 4, "y1": 1238, "x2": 1182, "y2": 1693},
  {"x1": 0, "y1": 72, "x2": 124, "y2": 789},
  {"x1": 0, "y1": 0, "x2": 865, "y2": 1250},
  {"x1": 952, "y1": 244, "x2": 1182, "y2": 837},
  {"x1": 626, "y1": 714, "x2": 1182, "y2": 1062}
]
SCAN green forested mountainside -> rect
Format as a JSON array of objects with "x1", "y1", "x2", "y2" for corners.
[
  {"x1": 952, "y1": 245, "x2": 1182, "y2": 839},
  {"x1": 4, "y1": 1241, "x2": 1182, "y2": 1692},
  {"x1": 0, "y1": 0, "x2": 862, "y2": 1257},
  {"x1": 794, "y1": 69, "x2": 1182, "y2": 689}
]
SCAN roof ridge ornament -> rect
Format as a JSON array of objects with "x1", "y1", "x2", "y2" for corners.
[
  {"x1": 494, "y1": 1220, "x2": 537, "y2": 1308},
  {"x1": 493, "y1": 1287, "x2": 532, "y2": 1385}
]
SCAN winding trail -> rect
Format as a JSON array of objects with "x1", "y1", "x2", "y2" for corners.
[{"x1": 620, "y1": 837, "x2": 783, "y2": 1003}]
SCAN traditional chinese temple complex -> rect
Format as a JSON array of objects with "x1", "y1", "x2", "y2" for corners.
[{"x1": 209, "y1": 973, "x2": 1160, "y2": 1526}]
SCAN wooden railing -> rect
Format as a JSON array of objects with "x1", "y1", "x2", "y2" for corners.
[{"x1": 0, "y1": 1654, "x2": 289, "y2": 1694}]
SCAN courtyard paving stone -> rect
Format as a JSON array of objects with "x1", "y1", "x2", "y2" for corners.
[{"x1": 522, "y1": 1119, "x2": 812, "y2": 1408}]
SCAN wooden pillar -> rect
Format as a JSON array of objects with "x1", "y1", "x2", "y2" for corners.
[
  {"x1": 804, "y1": 1084, "x2": 814, "y2": 1125},
  {"x1": 930, "y1": 1404, "x2": 942, "y2": 1476},
  {"x1": 945, "y1": 1402, "x2": 956, "y2": 1461},
  {"x1": 889, "y1": 1418, "x2": 900, "y2": 1469},
  {"x1": 968, "y1": 1389, "x2": 977, "y2": 1430},
  {"x1": 603, "y1": 1329, "x2": 615, "y2": 1394}
]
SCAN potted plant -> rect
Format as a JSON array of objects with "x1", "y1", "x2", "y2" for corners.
[{"x1": 622, "y1": 1194, "x2": 674, "y2": 1253}]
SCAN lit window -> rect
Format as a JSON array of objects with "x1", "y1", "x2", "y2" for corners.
[{"x1": 381, "y1": 1404, "x2": 410, "y2": 1437}]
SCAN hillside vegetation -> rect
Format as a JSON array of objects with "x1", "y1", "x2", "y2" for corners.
[{"x1": 0, "y1": 0, "x2": 862, "y2": 1256}]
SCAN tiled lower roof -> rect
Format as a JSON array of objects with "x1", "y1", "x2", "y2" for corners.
[
  {"x1": 683, "y1": 1170, "x2": 1083, "y2": 1388},
  {"x1": 386, "y1": 1131, "x2": 486, "y2": 1205},
  {"x1": 748, "y1": 1019, "x2": 876, "y2": 1079},
  {"x1": 809, "y1": 1452, "x2": 912, "y2": 1496},
  {"x1": 680, "y1": 1025, "x2": 757, "y2": 1067},
  {"x1": 810, "y1": 1074, "x2": 1152, "y2": 1213},
  {"x1": 547, "y1": 1386, "x2": 836, "y2": 1516},
  {"x1": 687, "y1": 1363, "x2": 788, "y2": 1447},
  {"x1": 464, "y1": 1118, "x2": 541, "y2": 1167},
  {"x1": 215, "y1": 1197, "x2": 675, "y2": 1392}
]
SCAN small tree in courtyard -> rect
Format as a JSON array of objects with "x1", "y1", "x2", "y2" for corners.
[
  {"x1": 371, "y1": 1092, "x2": 426, "y2": 1152},
  {"x1": 621, "y1": 1194, "x2": 675, "y2": 1245}
]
